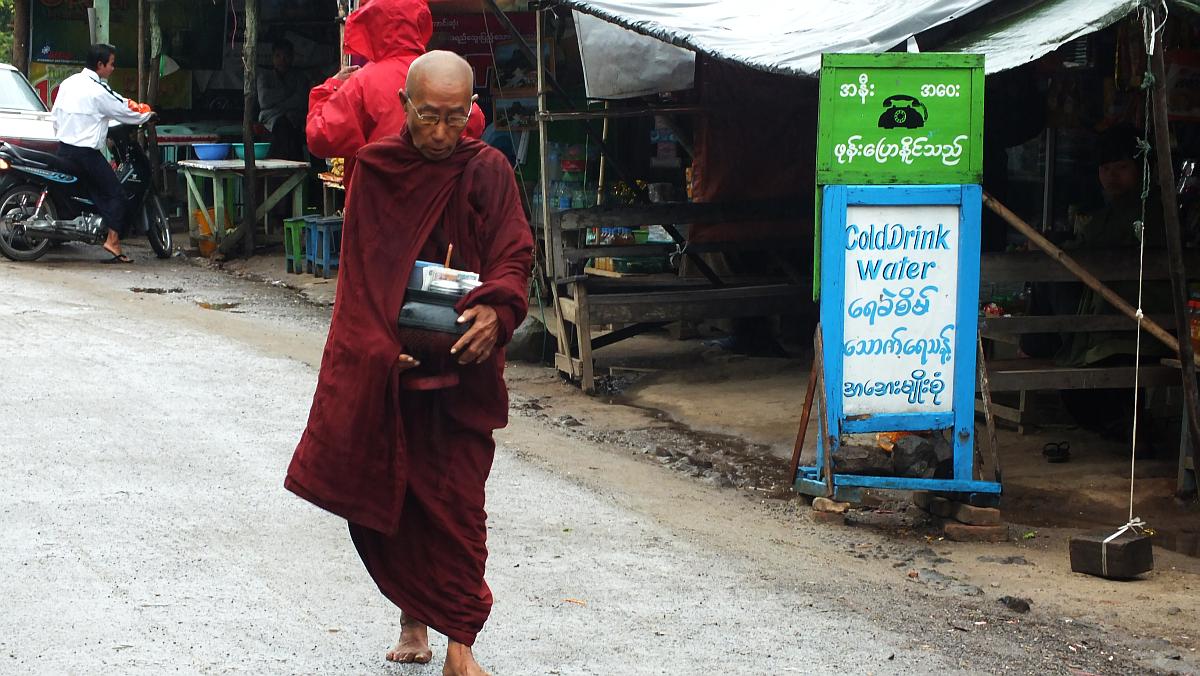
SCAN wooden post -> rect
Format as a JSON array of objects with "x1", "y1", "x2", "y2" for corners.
[
  {"x1": 226, "y1": 0, "x2": 260, "y2": 259},
  {"x1": 147, "y1": 0, "x2": 161, "y2": 106},
  {"x1": 1149, "y1": 35, "x2": 1200, "y2": 459},
  {"x1": 137, "y1": 0, "x2": 146, "y2": 102},
  {"x1": 534, "y1": 6, "x2": 572, "y2": 372},
  {"x1": 144, "y1": 0, "x2": 162, "y2": 191},
  {"x1": 12, "y1": 0, "x2": 30, "y2": 75},
  {"x1": 983, "y1": 192, "x2": 1183, "y2": 356}
]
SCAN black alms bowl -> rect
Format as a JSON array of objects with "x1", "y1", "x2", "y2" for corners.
[{"x1": 396, "y1": 288, "x2": 472, "y2": 389}]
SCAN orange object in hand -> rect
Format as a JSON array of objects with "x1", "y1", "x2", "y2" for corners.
[{"x1": 127, "y1": 100, "x2": 152, "y2": 114}]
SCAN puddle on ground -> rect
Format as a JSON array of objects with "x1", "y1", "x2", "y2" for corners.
[
  {"x1": 196, "y1": 301, "x2": 241, "y2": 311},
  {"x1": 130, "y1": 287, "x2": 184, "y2": 294}
]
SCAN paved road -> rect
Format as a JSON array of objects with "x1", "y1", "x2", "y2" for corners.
[{"x1": 0, "y1": 250, "x2": 994, "y2": 674}]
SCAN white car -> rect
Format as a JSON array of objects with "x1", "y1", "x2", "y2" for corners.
[{"x1": 0, "y1": 63, "x2": 55, "y2": 149}]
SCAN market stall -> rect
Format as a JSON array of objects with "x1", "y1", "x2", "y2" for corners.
[{"x1": 527, "y1": 0, "x2": 1200, "y2": 496}]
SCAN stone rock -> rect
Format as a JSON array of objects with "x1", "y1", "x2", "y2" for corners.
[
  {"x1": 687, "y1": 453, "x2": 714, "y2": 469},
  {"x1": 926, "y1": 496, "x2": 956, "y2": 518},
  {"x1": 653, "y1": 446, "x2": 674, "y2": 458},
  {"x1": 811, "y1": 510, "x2": 848, "y2": 526},
  {"x1": 556, "y1": 415, "x2": 583, "y2": 428},
  {"x1": 911, "y1": 491, "x2": 933, "y2": 509},
  {"x1": 506, "y1": 316, "x2": 551, "y2": 363},
  {"x1": 999, "y1": 596, "x2": 1032, "y2": 613},
  {"x1": 893, "y1": 435, "x2": 937, "y2": 478},
  {"x1": 950, "y1": 503, "x2": 1002, "y2": 526},
  {"x1": 932, "y1": 435, "x2": 954, "y2": 478},
  {"x1": 944, "y1": 522, "x2": 1009, "y2": 543},
  {"x1": 927, "y1": 498, "x2": 1003, "y2": 526},
  {"x1": 812, "y1": 497, "x2": 850, "y2": 514},
  {"x1": 832, "y1": 444, "x2": 893, "y2": 475},
  {"x1": 977, "y1": 555, "x2": 1032, "y2": 566},
  {"x1": 953, "y1": 584, "x2": 984, "y2": 596}
]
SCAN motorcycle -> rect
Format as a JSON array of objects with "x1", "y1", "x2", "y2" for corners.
[{"x1": 0, "y1": 122, "x2": 171, "y2": 261}]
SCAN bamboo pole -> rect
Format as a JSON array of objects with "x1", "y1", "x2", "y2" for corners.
[
  {"x1": 1148, "y1": 30, "x2": 1200, "y2": 468},
  {"x1": 982, "y1": 192, "x2": 1183, "y2": 355}
]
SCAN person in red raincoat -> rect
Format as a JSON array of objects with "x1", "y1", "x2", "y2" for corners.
[
  {"x1": 286, "y1": 52, "x2": 532, "y2": 676},
  {"x1": 306, "y1": 0, "x2": 485, "y2": 186}
]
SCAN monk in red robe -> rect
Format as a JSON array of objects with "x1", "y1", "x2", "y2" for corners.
[
  {"x1": 286, "y1": 51, "x2": 533, "y2": 676},
  {"x1": 306, "y1": 0, "x2": 485, "y2": 187}
]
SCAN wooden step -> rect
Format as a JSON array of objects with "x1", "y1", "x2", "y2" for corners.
[{"x1": 984, "y1": 359, "x2": 1180, "y2": 391}]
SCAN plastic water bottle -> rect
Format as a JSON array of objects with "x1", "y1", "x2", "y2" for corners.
[
  {"x1": 530, "y1": 189, "x2": 543, "y2": 225},
  {"x1": 556, "y1": 182, "x2": 571, "y2": 211}
]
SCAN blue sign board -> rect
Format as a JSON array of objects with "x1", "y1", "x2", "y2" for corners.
[{"x1": 796, "y1": 184, "x2": 1000, "y2": 495}]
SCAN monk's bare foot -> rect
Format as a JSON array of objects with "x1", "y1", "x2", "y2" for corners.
[
  {"x1": 385, "y1": 614, "x2": 432, "y2": 664},
  {"x1": 443, "y1": 641, "x2": 488, "y2": 676}
]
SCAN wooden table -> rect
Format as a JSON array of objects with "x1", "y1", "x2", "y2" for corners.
[
  {"x1": 318, "y1": 171, "x2": 344, "y2": 216},
  {"x1": 178, "y1": 159, "x2": 308, "y2": 249}
]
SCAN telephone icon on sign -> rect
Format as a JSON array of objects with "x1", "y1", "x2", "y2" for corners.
[{"x1": 878, "y1": 95, "x2": 928, "y2": 129}]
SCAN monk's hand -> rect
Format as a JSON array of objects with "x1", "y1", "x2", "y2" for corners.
[
  {"x1": 450, "y1": 305, "x2": 500, "y2": 365},
  {"x1": 334, "y1": 64, "x2": 360, "y2": 81},
  {"x1": 397, "y1": 353, "x2": 421, "y2": 372}
]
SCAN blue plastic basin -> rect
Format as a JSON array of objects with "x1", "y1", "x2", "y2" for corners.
[{"x1": 192, "y1": 143, "x2": 231, "y2": 161}]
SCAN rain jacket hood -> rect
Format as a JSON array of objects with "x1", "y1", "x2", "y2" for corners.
[{"x1": 345, "y1": 0, "x2": 432, "y2": 62}]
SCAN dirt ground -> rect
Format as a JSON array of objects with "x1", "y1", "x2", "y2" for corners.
[{"x1": 222, "y1": 248, "x2": 1200, "y2": 673}]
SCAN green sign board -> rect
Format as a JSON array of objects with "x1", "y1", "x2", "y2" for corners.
[{"x1": 816, "y1": 53, "x2": 984, "y2": 185}]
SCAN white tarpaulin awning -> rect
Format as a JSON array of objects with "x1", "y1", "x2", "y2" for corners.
[
  {"x1": 561, "y1": 0, "x2": 1141, "y2": 78},
  {"x1": 575, "y1": 11, "x2": 695, "y2": 99},
  {"x1": 560, "y1": 0, "x2": 998, "y2": 78},
  {"x1": 939, "y1": 0, "x2": 1141, "y2": 73}
]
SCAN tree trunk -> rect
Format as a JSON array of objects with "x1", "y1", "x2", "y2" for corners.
[
  {"x1": 230, "y1": 0, "x2": 259, "y2": 259},
  {"x1": 12, "y1": 0, "x2": 30, "y2": 75}
]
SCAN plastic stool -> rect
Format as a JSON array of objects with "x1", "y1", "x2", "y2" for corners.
[
  {"x1": 282, "y1": 217, "x2": 307, "y2": 274},
  {"x1": 305, "y1": 216, "x2": 343, "y2": 278}
]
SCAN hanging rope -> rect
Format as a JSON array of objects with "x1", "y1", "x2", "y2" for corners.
[{"x1": 1117, "y1": 0, "x2": 1170, "y2": 535}]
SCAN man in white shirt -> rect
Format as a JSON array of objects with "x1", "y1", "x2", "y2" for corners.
[{"x1": 52, "y1": 43, "x2": 152, "y2": 263}]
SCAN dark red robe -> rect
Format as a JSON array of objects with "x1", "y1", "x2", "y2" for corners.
[{"x1": 285, "y1": 129, "x2": 533, "y2": 645}]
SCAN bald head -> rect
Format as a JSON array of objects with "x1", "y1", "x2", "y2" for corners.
[
  {"x1": 406, "y1": 50, "x2": 473, "y2": 101},
  {"x1": 401, "y1": 50, "x2": 477, "y2": 161}
]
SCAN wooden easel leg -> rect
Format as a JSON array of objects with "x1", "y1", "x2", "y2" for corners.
[
  {"x1": 813, "y1": 325, "x2": 834, "y2": 497},
  {"x1": 789, "y1": 356, "x2": 819, "y2": 485},
  {"x1": 977, "y1": 334, "x2": 1002, "y2": 483},
  {"x1": 574, "y1": 282, "x2": 595, "y2": 394}
]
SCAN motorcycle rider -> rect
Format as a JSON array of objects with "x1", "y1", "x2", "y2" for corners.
[{"x1": 51, "y1": 43, "x2": 152, "y2": 263}]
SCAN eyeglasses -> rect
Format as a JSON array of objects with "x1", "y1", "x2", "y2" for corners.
[{"x1": 403, "y1": 96, "x2": 472, "y2": 130}]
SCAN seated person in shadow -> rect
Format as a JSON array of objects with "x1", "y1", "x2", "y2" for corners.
[{"x1": 1024, "y1": 124, "x2": 1170, "y2": 450}]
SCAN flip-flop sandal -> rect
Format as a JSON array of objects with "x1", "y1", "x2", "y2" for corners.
[
  {"x1": 102, "y1": 252, "x2": 133, "y2": 264},
  {"x1": 1042, "y1": 441, "x2": 1070, "y2": 463}
]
